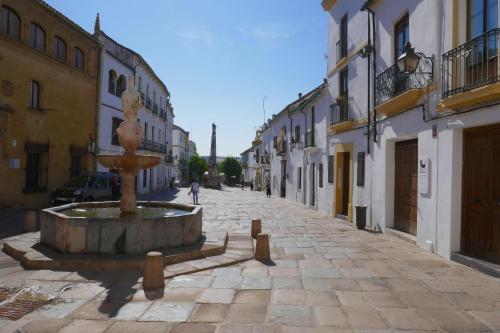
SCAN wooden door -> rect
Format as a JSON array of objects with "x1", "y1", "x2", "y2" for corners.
[
  {"x1": 463, "y1": 124, "x2": 500, "y2": 264},
  {"x1": 394, "y1": 139, "x2": 418, "y2": 235},
  {"x1": 341, "y1": 153, "x2": 350, "y2": 215}
]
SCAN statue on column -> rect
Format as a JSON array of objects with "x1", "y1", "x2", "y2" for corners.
[{"x1": 206, "y1": 123, "x2": 221, "y2": 189}]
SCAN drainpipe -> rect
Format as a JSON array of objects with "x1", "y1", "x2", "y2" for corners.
[
  {"x1": 366, "y1": 8, "x2": 371, "y2": 155},
  {"x1": 368, "y1": 7, "x2": 377, "y2": 143},
  {"x1": 299, "y1": 104, "x2": 307, "y2": 206},
  {"x1": 94, "y1": 42, "x2": 103, "y2": 172}
]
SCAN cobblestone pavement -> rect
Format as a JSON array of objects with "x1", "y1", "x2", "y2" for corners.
[{"x1": 1, "y1": 187, "x2": 500, "y2": 332}]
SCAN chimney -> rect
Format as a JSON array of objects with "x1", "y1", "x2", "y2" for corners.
[
  {"x1": 298, "y1": 93, "x2": 303, "y2": 99},
  {"x1": 323, "y1": 78, "x2": 328, "y2": 84}
]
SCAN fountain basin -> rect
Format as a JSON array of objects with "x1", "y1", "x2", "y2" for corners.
[{"x1": 41, "y1": 201, "x2": 202, "y2": 254}]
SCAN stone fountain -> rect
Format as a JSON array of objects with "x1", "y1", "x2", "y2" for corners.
[{"x1": 40, "y1": 76, "x2": 202, "y2": 254}]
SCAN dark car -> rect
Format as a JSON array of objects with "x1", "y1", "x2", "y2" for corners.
[{"x1": 50, "y1": 172, "x2": 116, "y2": 205}]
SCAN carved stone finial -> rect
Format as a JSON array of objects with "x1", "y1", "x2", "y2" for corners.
[{"x1": 94, "y1": 13, "x2": 100, "y2": 36}]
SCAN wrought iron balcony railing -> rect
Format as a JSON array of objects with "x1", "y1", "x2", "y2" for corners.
[
  {"x1": 276, "y1": 141, "x2": 287, "y2": 155},
  {"x1": 139, "y1": 139, "x2": 167, "y2": 154},
  {"x1": 160, "y1": 108, "x2": 166, "y2": 119},
  {"x1": 153, "y1": 104, "x2": 159, "y2": 114},
  {"x1": 305, "y1": 131, "x2": 315, "y2": 148},
  {"x1": 165, "y1": 154, "x2": 174, "y2": 163},
  {"x1": 260, "y1": 155, "x2": 270, "y2": 165},
  {"x1": 330, "y1": 97, "x2": 352, "y2": 125},
  {"x1": 442, "y1": 28, "x2": 499, "y2": 98},
  {"x1": 140, "y1": 92, "x2": 145, "y2": 105},
  {"x1": 375, "y1": 56, "x2": 433, "y2": 106},
  {"x1": 146, "y1": 97, "x2": 152, "y2": 110}
]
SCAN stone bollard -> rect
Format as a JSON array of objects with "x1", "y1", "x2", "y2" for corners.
[
  {"x1": 23, "y1": 211, "x2": 37, "y2": 232},
  {"x1": 143, "y1": 251, "x2": 165, "y2": 290},
  {"x1": 255, "y1": 233, "x2": 270, "y2": 261},
  {"x1": 251, "y1": 219, "x2": 262, "y2": 239}
]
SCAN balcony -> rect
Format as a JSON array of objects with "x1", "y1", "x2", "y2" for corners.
[
  {"x1": 160, "y1": 108, "x2": 166, "y2": 119},
  {"x1": 139, "y1": 139, "x2": 167, "y2": 154},
  {"x1": 305, "y1": 131, "x2": 315, "y2": 148},
  {"x1": 375, "y1": 54, "x2": 433, "y2": 116},
  {"x1": 146, "y1": 97, "x2": 152, "y2": 110},
  {"x1": 140, "y1": 92, "x2": 145, "y2": 105},
  {"x1": 440, "y1": 29, "x2": 500, "y2": 110},
  {"x1": 153, "y1": 103, "x2": 159, "y2": 114},
  {"x1": 165, "y1": 153, "x2": 174, "y2": 164},
  {"x1": 328, "y1": 96, "x2": 354, "y2": 134},
  {"x1": 260, "y1": 155, "x2": 270, "y2": 165},
  {"x1": 276, "y1": 141, "x2": 287, "y2": 156}
]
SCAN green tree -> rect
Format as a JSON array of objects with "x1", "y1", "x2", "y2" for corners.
[
  {"x1": 188, "y1": 155, "x2": 208, "y2": 182},
  {"x1": 221, "y1": 156, "x2": 242, "y2": 185}
]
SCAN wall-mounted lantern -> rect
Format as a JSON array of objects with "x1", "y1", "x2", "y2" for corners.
[{"x1": 397, "y1": 42, "x2": 420, "y2": 74}]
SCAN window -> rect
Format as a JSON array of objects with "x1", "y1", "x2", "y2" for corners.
[
  {"x1": 468, "y1": 0, "x2": 498, "y2": 39},
  {"x1": 319, "y1": 163, "x2": 323, "y2": 188},
  {"x1": 144, "y1": 122, "x2": 148, "y2": 141},
  {"x1": 54, "y1": 36, "x2": 67, "y2": 62},
  {"x1": 357, "y1": 152, "x2": 366, "y2": 187},
  {"x1": 29, "y1": 80, "x2": 40, "y2": 109},
  {"x1": 116, "y1": 75, "x2": 126, "y2": 97},
  {"x1": 29, "y1": 22, "x2": 45, "y2": 52},
  {"x1": 152, "y1": 126, "x2": 155, "y2": 141},
  {"x1": 108, "y1": 70, "x2": 116, "y2": 95},
  {"x1": 294, "y1": 125, "x2": 300, "y2": 143},
  {"x1": 143, "y1": 169, "x2": 147, "y2": 187},
  {"x1": 70, "y1": 155, "x2": 82, "y2": 177},
  {"x1": 297, "y1": 167, "x2": 302, "y2": 189},
  {"x1": 138, "y1": 76, "x2": 142, "y2": 92},
  {"x1": 24, "y1": 141, "x2": 49, "y2": 192},
  {"x1": 74, "y1": 47, "x2": 84, "y2": 71},
  {"x1": 111, "y1": 117, "x2": 123, "y2": 146},
  {"x1": 394, "y1": 14, "x2": 409, "y2": 61},
  {"x1": 0, "y1": 6, "x2": 20, "y2": 40},
  {"x1": 328, "y1": 155, "x2": 334, "y2": 183},
  {"x1": 339, "y1": 14, "x2": 348, "y2": 59},
  {"x1": 69, "y1": 145, "x2": 86, "y2": 177}
]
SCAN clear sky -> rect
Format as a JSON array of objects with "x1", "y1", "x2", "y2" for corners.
[{"x1": 45, "y1": 0, "x2": 327, "y2": 156}]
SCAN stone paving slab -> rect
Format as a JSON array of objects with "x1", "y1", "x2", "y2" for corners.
[{"x1": 1, "y1": 186, "x2": 498, "y2": 332}]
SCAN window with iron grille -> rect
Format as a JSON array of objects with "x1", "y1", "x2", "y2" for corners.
[
  {"x1": 24, "y1": 142, "x2": 49, "y2": 193},
  {"x1": 297, "y1": 167, "x2": 302, "y2": 189},
  {"x1": 111, "y1": 117, "x2": 123, "y2": 146},
  {"x1": 357, "y1": 152, "x2": 365, "y2": 187},
  {"x1": 74, "y1": 47, "x2": 84, "y2": 71},
  {"x1": 319, "y1": 163, "x2": 323, "y2": 188},
  {"x1": 328, "y1": 155, "x2": 334, "y2": 183},
  {"x1": 1, "y1": 6, "x2": 20, "y2": 40},
  {"x1": 29, "y1": 22, "x2": 45, "y2": 52},
  {"x1": 30, "y1": 80, "x2": 40, "y2": 109},
  {"x1": 54, "y1": 36, "x2": 67, "y2": 63}
]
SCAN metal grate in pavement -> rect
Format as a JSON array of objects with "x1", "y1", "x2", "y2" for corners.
[{"x1": 0, "y1": 288, "x2": 50, "y2": 320}]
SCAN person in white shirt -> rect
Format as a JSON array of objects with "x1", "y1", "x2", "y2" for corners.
[{"x1": 189, "y1": 179, "x2": 200, "y2": 205}]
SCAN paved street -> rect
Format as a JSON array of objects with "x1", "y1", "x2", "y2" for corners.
[{"x1": 0, "y1": 186, "x2": 499, "y2": 332}]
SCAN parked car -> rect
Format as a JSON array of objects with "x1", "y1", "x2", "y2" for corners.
[{"x1": 50, "y1": 172, "x2": 116, "y2": 205}]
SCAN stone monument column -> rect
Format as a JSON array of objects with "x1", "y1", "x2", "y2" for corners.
[{"x1": 206, "y1": 123, "x2": 221, "y2": 189}]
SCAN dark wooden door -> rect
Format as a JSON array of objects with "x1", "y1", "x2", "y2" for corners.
[
  {"x1": 463, "y1": 124, "x2": 500, "y2": 264},
  {"x1": 394, "y1": 139, "x2": 418, "y2": 235},
  {"x1": 341, "y1": 152, "x2": 350, "y2": 215}
]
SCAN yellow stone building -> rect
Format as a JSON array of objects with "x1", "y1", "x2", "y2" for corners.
[{"x1": 0, "y1": 0, "x2": 100, "y2": 208}]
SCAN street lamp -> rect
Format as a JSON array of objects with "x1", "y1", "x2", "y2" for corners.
[{"x1": 397, "y1": 42, "x2": 420, "y2": 74}]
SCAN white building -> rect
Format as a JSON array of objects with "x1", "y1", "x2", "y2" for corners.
[
  {"x1": 188, "y1": 140, "x2": 197, "y2": 159},
  {"x1": 94, "y1": 15, "x2": 175, "y2": 194},
  {"x1": 323, "y1": 0, "x2": 500, "y2": 266},
  {"x1": 172, "y1": 125, "x2": 189, "y2": 185},
  {"x1": 243, "y1": 82, "x2": 334, "y2": 215}
]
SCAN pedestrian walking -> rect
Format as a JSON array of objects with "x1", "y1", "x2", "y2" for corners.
[
  {"x1": 111, "y1": 174, "x2": 121, "y2": 200},
  {"x1": 189, "y1": 178, "x2": 200, "y2": 205},
  {"x1": 241, "y1": 179, "x2": 245, "y2": 190},
  {"x1": 266, "y1": 180, "x2": 271, "y2": 198},
  {"x1": 250, "y1": 180, "x2": 254, "y2": 191}
]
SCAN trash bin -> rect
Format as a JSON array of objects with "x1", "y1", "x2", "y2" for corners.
[{"x1": 355, "y1": 205, "x2": 367, "y2": 230}]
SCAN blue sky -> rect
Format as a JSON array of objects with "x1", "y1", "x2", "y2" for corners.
[{"x1": 46, "y1": 0, "x2": 327, "y2": 156}]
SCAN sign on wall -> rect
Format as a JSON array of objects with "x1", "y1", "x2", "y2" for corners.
[{"x1": 418, "y1": 157, "x2": 430, "y2": 195}]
